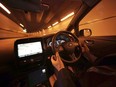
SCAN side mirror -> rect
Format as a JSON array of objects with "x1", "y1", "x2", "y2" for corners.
[{"x1": 79, "y1": 28, "x2": 92, "y2": 37}]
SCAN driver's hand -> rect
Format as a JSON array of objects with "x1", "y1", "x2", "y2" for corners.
[
  {"x1": 51, "y1": 52, "x2": 65, "y2": 71},
  {"x1": 82, "y1": 43, "x2": 90, "y2": 53},
  {"x1": 81, "y1": 43, "x2": 97, "y2": 63}
]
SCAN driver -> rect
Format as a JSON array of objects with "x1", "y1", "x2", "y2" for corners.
[
  {"x1": 49, "y1": 43, "x2": 95, "y2": 87},
  {"x1": 49, "y1": 43, "x2": 116, "y2": 87},
  {"x1": 50, "y1": 52, "x2": 76, "y2": 87}
]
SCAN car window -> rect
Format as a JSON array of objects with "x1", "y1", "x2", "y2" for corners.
[{"x1": 79, "y1": 0, "x2": 116, "y2": 36}]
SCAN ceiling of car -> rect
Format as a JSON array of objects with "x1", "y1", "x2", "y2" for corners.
[{"x1": 0, "y1": 0, "x2": 82, "y2": 33}]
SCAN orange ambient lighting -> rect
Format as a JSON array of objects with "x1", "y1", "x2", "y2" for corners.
[
  {"x1": 61, "y1": 12, "x2": 74, "y2": 21},
  {"x1": 48, "y1": 26, "x2": 51, "y2": 28},
  {"x1": 52, "y1": 22, "x2": 59, "y2": 26}
]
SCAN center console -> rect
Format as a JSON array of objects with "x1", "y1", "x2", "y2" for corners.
[{"x1": 14, "y1": 38, "x2": 51, "y2": 87}]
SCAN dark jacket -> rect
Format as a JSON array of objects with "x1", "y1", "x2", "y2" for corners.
[
  {"x1": 54, "y1": 68, "x2": 76, "y2": 87},
  {"x1": 54, "y1": 66, "x2": 116, "y2": 87}
]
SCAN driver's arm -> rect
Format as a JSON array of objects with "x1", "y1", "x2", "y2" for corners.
[
  {"x1": 82, "y1": 43, "x2": 97, "y2": 63},
  {"x1": 50, "y1": 52, "x2": 76, "y2": 87},
  {"x1": 51, "y1": 52, "x2": 65, "y2": 71}
]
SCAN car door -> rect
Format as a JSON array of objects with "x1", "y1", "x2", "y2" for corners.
[{"x1": 79, "y1": 0, "x2": 116, "y2": 59}]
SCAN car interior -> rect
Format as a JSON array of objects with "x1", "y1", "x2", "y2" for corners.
[{"x1": 0, "y1": 0, "x2": 116, "y2": 87}]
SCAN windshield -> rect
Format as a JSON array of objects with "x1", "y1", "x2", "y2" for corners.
[{"x1": 0, "y1": 0, "x2": 82, "y2": 38}]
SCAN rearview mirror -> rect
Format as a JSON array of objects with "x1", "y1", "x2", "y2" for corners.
[{"x1": 79, "y1": 28, "x2": 92, "y2": 37}]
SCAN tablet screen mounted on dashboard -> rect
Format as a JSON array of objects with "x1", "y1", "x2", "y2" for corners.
[
  {"x1": 15, "y1": 38, "x2": 44, "y2": 59},
  {"x1": 18, "y1": 41, "x2": 43, "y2": 58}
]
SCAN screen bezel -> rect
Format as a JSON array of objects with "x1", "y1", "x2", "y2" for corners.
[{"x1": 14, "y1": 38, "x2": 44, "y2": 59}]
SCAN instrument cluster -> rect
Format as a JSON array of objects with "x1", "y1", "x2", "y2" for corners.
[{"x1": 47, "y1": 34, "x2": 72, "y2": 47}]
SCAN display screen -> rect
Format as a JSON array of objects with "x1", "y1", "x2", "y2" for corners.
[{"x1": 17, "y1": 41, "x2": 43, "y2": 58}]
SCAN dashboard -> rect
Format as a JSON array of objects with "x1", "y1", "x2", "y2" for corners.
[
  {"x1": 12, "y1": 34, "x2": 75, "y2": 87},
  {"x1": 13, "y1": 33, "x2": 75, "y2": 68}
]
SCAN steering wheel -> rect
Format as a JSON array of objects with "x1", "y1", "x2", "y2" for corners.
[{"x1": 51, "y1": 31, "x2": 82, "y2": 63}]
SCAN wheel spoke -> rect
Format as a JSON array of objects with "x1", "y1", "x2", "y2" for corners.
[{"x1": 69, "y1": 53, "x2": 77, "y2": 61}]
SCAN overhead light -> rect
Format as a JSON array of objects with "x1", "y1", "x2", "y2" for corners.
[
  {"x1": 61, "y1": 12, "x2": 74, "y2": 21},
  {"x1": 39, "y1": 31, "x2": 41, "y2": 33},
  {"x1": 42, "y1": 29, "x2": 45, "y2": 33},
  {"x1": 0, "y1": 3, "x2": 11, "y2": 14},
  {"x1": 23, "y1": 29, "x2": 27, "y2": 33},
  {"x1": 49, "y1": 28, "x2": 52, "y2": 31},
  {"x1": 48, "y1": 26, "x2": 51, "y2": 28},
  {"x1": 20, "y1": 23, "x2": 24, "y2": 27},
  {"x1": 52, "y1": 22, "x2": 59, "y2": 26},
  {"x1": 71, "y1": 29, "x2": 74, "y2": 33}
]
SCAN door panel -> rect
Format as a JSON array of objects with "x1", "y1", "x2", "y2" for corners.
[{"x1": 84, "y1": 36, "x2": 116, "y2": 59}]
